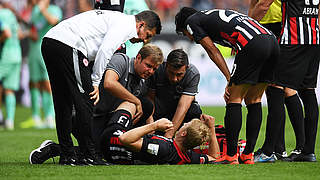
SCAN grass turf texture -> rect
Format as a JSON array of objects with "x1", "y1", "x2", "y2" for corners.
[{"x1": 1, "y1": 105, "x2": 320, "y2": 180}]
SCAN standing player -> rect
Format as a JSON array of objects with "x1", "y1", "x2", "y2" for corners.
[
  {"x1": 147, "y1": 49, "x2": 202, "y2": 138},
  {"x1": 249, "y1": 0, "x2": 305, "y2": 162},
  {"x1": 175, "y1": 7, "x2": 280, "y2": 164},
  {"x1": 21, "y1": 0, "x2": 62, "y2": 129},
  {"x1": 250, "y1": 0, "x2": 320, "y2": 162},
  {"x1": 0, "y1": 4, "x2": 22, "y2": 130},
  {"x1": 0, "y1": 20, "x2": 3, "y2": 127},
  {"x1": 41, "y1": 9, "x2": 161, "y2": 165}
]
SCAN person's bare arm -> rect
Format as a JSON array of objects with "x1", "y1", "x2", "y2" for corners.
[
  {"x1": 2, "y1": 2, "x2": 26, "y2": 24},
  {"x1": 200, "y1": 114, "x2": 220, "y2": 160},
  {"x1": 0, "y1": 28, "x2": 11, "y2": 42},
  {"x1": 249, "y1": 0, "x2": 275, "y2": 21},
  {"x1": 104, "y1": 70, "x2": 143, "y2": 120},
  {"x1": 38, "y1": 0, "x2": 60, "y2": 26},
  {"x1": 199, "y1": 37, "x2": 230, "y2": 82},
  {"x1": 78, "y1": 0, "x2": 93, "y2": 12},
  {"x1": 248, "y1": 0, "x2": 259, "y2": 17},
  {"x1": 119, "y1": 118, "x2": 173, "y2": 152},
  {"x1": 164, "y1": 95, "x2": 195, "y2": 138}
]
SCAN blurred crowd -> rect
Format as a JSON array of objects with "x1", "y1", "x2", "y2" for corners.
[{"x1": 2, "y1": 0, "x2": 250, "y2": 23}]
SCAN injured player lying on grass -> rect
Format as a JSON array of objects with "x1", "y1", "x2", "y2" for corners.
[{"x1": 29, "y1": 114, "x2": 220, "y2": 165}]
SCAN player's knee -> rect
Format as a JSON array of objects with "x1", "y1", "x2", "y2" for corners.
[
  {"x1": 284, "y1": 87, "x2": 297, "y2": 97},
  {"x1": 244, "y1": 93, "x2": 263, "y2": 105},
  {"x1": 116, "y1": 101, "x2": 136, "y2": 117}
]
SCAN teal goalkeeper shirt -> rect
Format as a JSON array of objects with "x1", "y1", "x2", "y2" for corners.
[
  {"x1": 124, "y1": 0, "x2": 149, "y2": 58},
  {"x1": 29, "y1": 5, "x2": 63, "y2": 55},
  {"x1": 0, "y1": 8, "x2": 21, "y2": 64}
]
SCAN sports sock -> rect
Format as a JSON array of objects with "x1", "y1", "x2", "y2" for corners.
[
  {"x1": 0, "y1": 108, "x2": 3, "y2": 123},
  {"x1": 225, "y1": 103, "x2": 242, "y2": 156},
  {"x1": 42, "y1": 91, "x2": 55, "y2": 119},
  {"x1": 262, "y1": 86, "x2": 285, "y2": 156},
  {"x1": 30, "y1": 88, "x2": 40, "y2": 118},
  {"x1": 108, "y1": 109, "x2": 132, "y2": 130},
  {"x1": 98, "y1": 109, "x2": 132, "y2": 156},
  {"x1": 274, "y1": 112, "x2": 286, "y2": 153},
  {"x1": 298, "y1": 89, "x2": 319, "y2": 154},
  {"x1": 285, "y1": 94, "x2": 305, "y2": 150},
  {"x1": 243, "y1": 102, "x2": 262, "y2": 155},
  {"x1": 5, "y1": 93, "x2": 16, "y2": 122}
]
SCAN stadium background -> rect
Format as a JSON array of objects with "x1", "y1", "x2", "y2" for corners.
[
  {"x1": 1, "y1": 1, "x2": 319, "y2": 179},
  {"x1": 5, "y1": 0, "x2": 282, "y2": 107},
  {"x1": 9, "y1": 0, "x2": 320, "y2": 107}
]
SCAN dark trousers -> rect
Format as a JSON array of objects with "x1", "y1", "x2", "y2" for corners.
[
  {"x1": 41, "y1": 38, "x2": 96, "y2": 157},
  {"x1": 154, "y1": 101, "x2": 202, "y2": 136}
]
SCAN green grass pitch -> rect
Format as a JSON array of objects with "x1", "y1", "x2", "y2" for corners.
[{"x1": 0, "y1": 105, "x2": 320, "y2": 179}]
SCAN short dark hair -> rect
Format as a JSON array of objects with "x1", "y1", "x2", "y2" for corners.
[
  {"x1": 175, "y1": 7, "x2": 197, "y2": 35},
  {"x1": 166, "y1": 49, "x2": 189, "y2": 69},
  {"x1": 135, "y1": 10, "x2": 162, "y2": 34},
  {"x1": 138, "y1": 44, "x2": 163, "y2": 65}
]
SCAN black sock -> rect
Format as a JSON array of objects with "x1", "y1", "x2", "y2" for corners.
[
  {"x1": 298, "y1": 89, "x2": 319, "y2": 154},
  {"x1": 243, "y1": 102, "x2": 262, "y2": 155},
  {"x1": 225, "y1": 103, "x2": 242, "y2": 156},
  {"x1": 285, "y1": 94, "x2": 305, "y2": 150},
  {"x1": 99, "y1": 109, "x2": 132, "y2": 157},
  {"x1": 274, "y1": 111, "x2": 286, "y2": 153},
  {"x1": 262, "y1": 86, "x2": 285, "y2": 156},
  {"x1": 108, "y1": 109, "x2": 132, "y2": 129}
]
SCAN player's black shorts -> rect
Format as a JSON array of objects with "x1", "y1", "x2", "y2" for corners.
[
  {"x1": 274, "y1": 45, "x2": 320, "y2": 90},
  {"x1": 261, "y1": 22, "x2": 281, "y2": 39},
  {"x1": 230, "y1": 34, "x2": 280, "y2": 85},
  {"x1": 154, "y1": 101, "x2": 202, "y2": 123},
  {"x1": 154, "y1": 101, "x2": 202, "y2": 136}
]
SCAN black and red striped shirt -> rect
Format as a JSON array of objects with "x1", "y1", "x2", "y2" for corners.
[
  {"x1": 280, "y1": 0, "x2": 319, "y2": 45},
  {"x1": 140, "y1": 134, "x2": 208, "y2": 165},
  {"x1": 185, "y1": 9, "x2": 272, "y2": 51}
]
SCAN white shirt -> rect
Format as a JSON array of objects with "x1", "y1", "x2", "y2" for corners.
[{"x1": 45, "y1": 10, "x2": 138, "y2": 86}]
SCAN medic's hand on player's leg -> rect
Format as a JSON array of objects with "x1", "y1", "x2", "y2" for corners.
[
  {"x1": 90, "y1": 85, "x2": 99, "y2": 105},
  {"x1": 133, "y1": 100, "x2": 143, "y2": 123}
]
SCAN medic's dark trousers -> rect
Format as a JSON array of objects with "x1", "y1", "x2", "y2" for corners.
[{"x1": 41, "y1": 37, "x2": 96, "y2": 157}]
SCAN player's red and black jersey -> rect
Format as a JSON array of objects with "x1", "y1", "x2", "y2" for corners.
[
  {"x1": 185, "y1": 9, "x2": 272, "y2": 51},
  {"x1": 280, "y1": 0, "x2": 319, "y2": 45},
  {"x1": 103, "y1": 129, "x2": 134, "y2": 164},
  {"x1": 139, "y1": 134, "x2": 209, "y2": 165}
]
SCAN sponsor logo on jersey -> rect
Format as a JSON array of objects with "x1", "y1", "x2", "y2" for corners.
[
  {"x1": 83, "y1": 58, "x2": 89, "y2": 67},
  {"x1": 147, "y1": 143, "x2": 159, "y2": 155}
]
